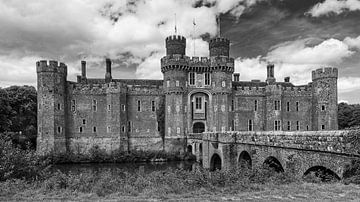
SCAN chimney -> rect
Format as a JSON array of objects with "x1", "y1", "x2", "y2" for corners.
[
  {"x1": 105, "y1": 58, "x2": 112, "y2": 83},
  {"x1": 266, "y1": 63, "x2": 276, "y2": 84},
  {"x1": 233, "y1": 73, "x2": 240, "y2": 82},
  {"x1": 284, "y1": 77, "x2": 290, "y2": 82},
  {"x1": 81, "y1": 61, "x2": 86, "y2": 78}
]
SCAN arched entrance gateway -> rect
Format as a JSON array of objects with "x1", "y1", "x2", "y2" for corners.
[
  {"x1": 210, "y1": 154, "x2": 222, "y2": 171},
  {"x1": 193, "y1": 122, "x2": 205, "y2": 133},
  {"x1": 189, "y1": 91, "x2": 210, "y2": 133}
]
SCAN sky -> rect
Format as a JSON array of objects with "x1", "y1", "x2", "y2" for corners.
[{"x1": 0, "y1": 0, "x2": 360, "y2": 103}]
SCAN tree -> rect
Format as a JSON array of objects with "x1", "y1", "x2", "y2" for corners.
[{"x1": 0, "y1": 88, "x2": 12, "y2": 132}]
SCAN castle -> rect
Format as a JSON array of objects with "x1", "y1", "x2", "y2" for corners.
[{"x1": 36, "y1": 35, "x2": 338, "y2": 155}]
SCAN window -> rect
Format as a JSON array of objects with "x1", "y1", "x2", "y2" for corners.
[
  {"x1": 151, "y1": 101, "x2": 156, "y2": 112},
  {"x1": 71, "y1": 100, "x2": 76, "y2": 112},
  {"x1": 221, "y1": 126, "x2": 225, "y2": 132},
  {"x1": 57, "y1": 126, "x2": 62, "y2": 134},
  {"x1": 176, "y1": 80, "x2": 179, "y2": 87},
  {"x1": 307, "y1": 125, "x2": 309, "y2": 131},
  {"x1": 79, "y1": 127, "x2": 83, "y2": 133},
  {"x1": 128, "y1": 121, "x2": 132, "y2": 132},
  {"x1": 108, "y1": 105, "x2": 111, "y2": 111},
  {"x1": 286, "y1": 102, "x2": 290, "y2": 111},
  {"x1": 137, "y1": 100, "x2": 141, "y2": 112},
  {"x1": 321, "y1": 105, "x2": 326, "y2": 111},
  {"x1": 122, "y1": 126, "x2": 125, "y2": 132},
  {"x1": 296, "y1": 102, "x2": 299, "y2": 111},
  {"x1": 122, "y1": 104, "x2": 126, "y2": 111},
  {"x1": 166, "y1": 80, "x2": 170, "y2": 87},
  {"x1": 296, "y1": 121, "x2": 300, "y2": 131},
  {"x1": 287, "y1": 121, "x2": 291, "y2": 130},
  {"x1": 231, "y1": 99, "x2": 234, "y2": 111},
  {"x1": 231, "y1": 120, "x2": 235, "y2": 131},
  {"x1": 195, "y1": 97, "x2": 202, "y2": 110},
  {"x1": 92, "y1": 100, "x2": 97, "y2": 111},
  {"x1": 322, "y1": 125, "x2": 325, "y2": 130},
  {"x1": 82, "y1": 119, "x2": 86, "y2": 125},
  {"x1": 274, "y1": 120, "x2": 281, "y2": 131},
  {"x1": 248, "y1": 120, "x2": 253, "y2": 131},
  {"x1": 168, "y1": 127, "x2": 171, "y2": 134},
  {"x1": 107, "y1": 126, "x2": 111, "y2": 133},
  {"x1": 177, "y1": 127, "x2": 180, "y2": 134},
  {"x1": 254, "y1": 100, "x2": 258, "y2": 111},
  {"x1": 189, "y1": 72, "x2": 195, "y2": 85},
  {"x1": 93, "y1": 127, "x2": 97, "y2": 133},
  {"x1": 222, "y1": 81, "x2": 226, "y2": 87},
  {"x1": 57, "y1": 103, "x2": 61, "y2": 110},
  {"x1": 274, "y1": 100, "x2": 281, "y2": 111},
  {"x1": 204, "y1": 73, "x2": 211, "y2": 86}
]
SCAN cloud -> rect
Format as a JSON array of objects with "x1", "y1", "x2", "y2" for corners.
[
  {"x1": 307, "y1": 0, "x2": 360, "y2": 17},
  {"x1": 235, "y1": 37, "x2": 359, "y2": 88},
  {"x1": 338, "y1": 77, "x2": 360, "y2": 93},
  {"x1": 267, "y1": 38, "x2": 354, "y2": 65},
  {"x1": 0, "y1": 0, "x2": 263, "y2": 87},
  {"x1": 344, "y1": 35, "x2": 360, "y2": 50}
]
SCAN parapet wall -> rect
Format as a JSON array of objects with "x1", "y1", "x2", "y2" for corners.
[
  {"x1": 36, "y1": 60, "x2": 67, "y2": 74},
  {"x1": 312, "y1": 67, "x2": 338, "y2": 81},
  {"x1": 202, "y1": 130, "x2": 360, "y2": 155}
]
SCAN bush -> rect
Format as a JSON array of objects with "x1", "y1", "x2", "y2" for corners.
[{"x1": 0, "y1": 134, "x2": 50, "y2": 181}]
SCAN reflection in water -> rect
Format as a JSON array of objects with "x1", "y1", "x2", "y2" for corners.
[{"x1": 52, "y1": 161, "x2": 198, "y2": 174}]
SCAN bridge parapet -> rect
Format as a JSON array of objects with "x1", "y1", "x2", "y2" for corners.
[{"x1": 202, "y1": 130, "x2": 360, "y2": 156}]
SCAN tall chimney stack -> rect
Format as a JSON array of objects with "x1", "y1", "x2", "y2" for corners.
[
  {"x1": 266, "y1": 63, "x2": 275, "y2": 84},
  {"x1": 81, "y1": 61, "x2": 86, "y2": 78},
  {"x1": 233, "y1": 73, "x2": 240, "y2": 82},
  {"x1": 105, "y1": 58, "x2": 112, "y2": 83}
]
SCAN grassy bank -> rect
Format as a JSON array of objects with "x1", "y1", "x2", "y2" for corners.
[{"x1": 1, "y1": 167, "x2": 360, "y2": 201}]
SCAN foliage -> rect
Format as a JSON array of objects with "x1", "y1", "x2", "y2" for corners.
[
  {"x1": 0, "y1": 134, "x2": 49, "y2": 181},
  {"x1": 0, "y1": 86, "x2": 37, "y2": 149},
  {"x1": 338, "y1": 102, "x2": 360, "y2": 129},
  {"x1": 49, "y1": 145, "x2": 195, "y2": 164}
]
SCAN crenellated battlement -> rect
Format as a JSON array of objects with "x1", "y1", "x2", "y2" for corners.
[
  {"x1": 235, "y1": 86, "x2": 266, "y2": 96},
  {"x1": 312, "y1": 67, "x2": 338, "y2": 81},
  {"x1": 166, "y1": 35, "x2": 186, "y2": 42},
  {"x1": 36, "y1": 60, "x2": 67, "y2": 74},
  {"x1": 71, "y1": 82, "x2": 127, "y2": 94},
  {"x1": 209, "y1": 37, "x2": 230, "y2": 48}
]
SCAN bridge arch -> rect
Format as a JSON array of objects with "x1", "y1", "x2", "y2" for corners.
[
  {"x1": 263, "y1": 156, "x2": 284, "y2": 172},
  {"x1": 238, "y1": 151, "x2": 252, "y2": 169},
  {"x1": 210, "y1": 153, "x2": 222, "y2": 171},
  {"x1": 303, "y1": 166, "x2": 340, "y2": 182}
]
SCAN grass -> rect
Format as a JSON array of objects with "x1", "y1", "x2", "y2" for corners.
[{"x1": 1, "y1": 167, "x2": 360, "y2": 201}]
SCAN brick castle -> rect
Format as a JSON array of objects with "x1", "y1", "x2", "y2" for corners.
[{"x1": 36, "y1": 35, "x2": 338, "y2": 155}]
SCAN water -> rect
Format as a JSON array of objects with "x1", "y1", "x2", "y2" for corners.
[{"x1": 52, "y1": 161, "x2": 197, "y2": 174}]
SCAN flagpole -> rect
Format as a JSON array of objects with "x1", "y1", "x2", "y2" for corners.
[
  {"x1": 193, "y1": 18, "x2": 196, "y2": 56},
  {"x1": 174, "y1": 13, "x2": 177, "y2": 35}
]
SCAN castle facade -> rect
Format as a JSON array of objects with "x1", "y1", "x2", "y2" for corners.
[{"x1": 36, "y1": 35, "x2": 338, "y2": 155}]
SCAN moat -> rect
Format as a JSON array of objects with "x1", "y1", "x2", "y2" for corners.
[{"x1": 52, "y1": 161, "x2": 197, "y2": 174}]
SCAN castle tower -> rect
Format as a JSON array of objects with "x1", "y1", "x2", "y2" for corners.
[
  {"x1": 209, "y1": 37, "x2": 234, "y2": 131},
  {"x1": 161, "y1": 35, "x2": 188, "y2": 152},
  {"x1": 36, "y1": 60, "x2": 67, "y2": 155},
  {"x1": 311, "y1": 68, "x2": 338, "y2": 130}
]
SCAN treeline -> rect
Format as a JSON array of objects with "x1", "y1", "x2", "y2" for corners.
[
  {"x1": 0, "y1": 86, "x2": 37, "y2": 148},
  {"x1": 338, "y1": 102, "x2": 360, "y2": 129}
]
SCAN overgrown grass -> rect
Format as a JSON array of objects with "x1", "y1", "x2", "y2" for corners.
[
  {"x1": 49, "y1": 145, "x2": 195, "y2": 164},
  {"x1": 0, "y1": 166, "x2": 298, "y2": 199}
]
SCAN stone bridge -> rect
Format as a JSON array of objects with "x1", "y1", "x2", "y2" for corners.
[{"x1": 186, "y1": 130, "x2": 360, "y2": 179}]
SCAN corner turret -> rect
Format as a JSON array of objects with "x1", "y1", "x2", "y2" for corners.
[
  {"x1": 166, "y1": 35, "x2": 186, "y2": 56},
  {"x1": 311, "y1": 67, "x2": 338, "y2": 130},
  {"x1": 209, "y1": 37, "x2": 230, "y2": 57},
  {"x1": 36, "y1": 60, "x2": 67, "y2": 155}
]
